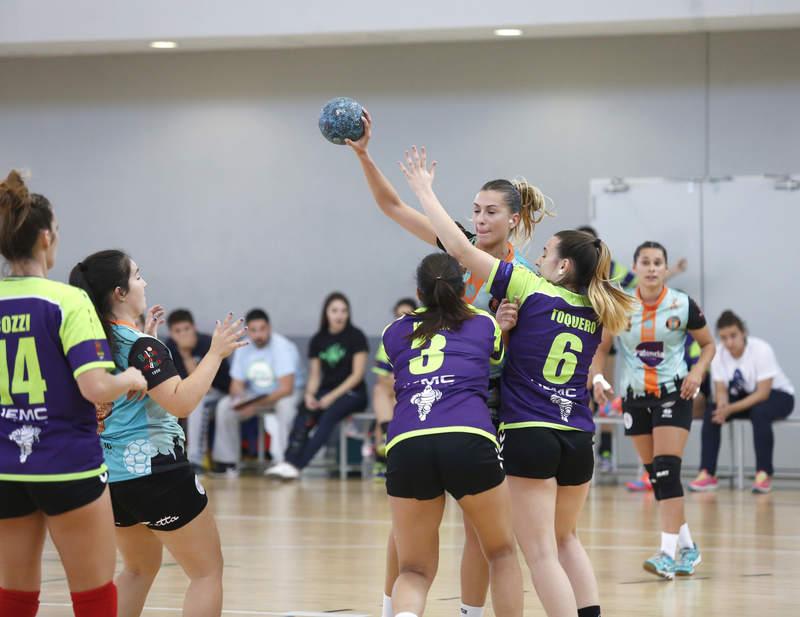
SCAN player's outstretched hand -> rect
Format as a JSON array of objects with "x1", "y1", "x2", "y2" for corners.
[
  {"x1": 210, "y1": 313, "x2": 248, "y2": 359},
  {"x1": 144, "y1": 304, "x2": 166, "y2": 337},
  {"x1": 399, "y1": 145, "x2": 437, "y2": 196}
]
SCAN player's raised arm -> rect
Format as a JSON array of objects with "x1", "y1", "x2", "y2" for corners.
[
  {"x1": 400, "y1": 145, "x2": 495, "y2": 281},
  {"x1": 346, "y1": 110, "x2": 438, "y2": 246}
]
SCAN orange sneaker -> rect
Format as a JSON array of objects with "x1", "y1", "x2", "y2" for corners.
[
  {"x1": 752, "y1": 471, "x2": 772, "y2": 494},
  {"x1": 625, "y1": 470, "x2": 653, "y2": 492}
]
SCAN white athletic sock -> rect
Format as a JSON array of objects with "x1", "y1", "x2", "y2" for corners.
[
  {"x1": 678, "y1": 523, "x2": 694, "y2": 549},
  {"x1": 460, "y1": 604, "x2": 484, "y2": 617},
  {"x1": 382, "y1": 594, "x2": 393, "y2": 617},
  {"x1": 660, "y1": 532, "x2": 679, "y2": 559},
  {"x1": 395, "y1": 612, "x2": 418, "y2": 617}
]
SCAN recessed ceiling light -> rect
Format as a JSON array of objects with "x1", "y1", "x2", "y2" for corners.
[
  {"x1": 150, "y1": 41, "x2": 178, "y2": 49},
  {"x1": 494, "y1": 28, "x2": 523, "y2": 37}
]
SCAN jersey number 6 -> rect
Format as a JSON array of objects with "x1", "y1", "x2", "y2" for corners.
[{"x1": 542, "y1": 332, "x2": 583, "y2": 385}]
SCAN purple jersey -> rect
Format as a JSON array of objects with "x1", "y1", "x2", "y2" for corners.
[
  {"x1": 488, "y1": 261, "x2": 602, "y2": 433},
  {"x1": 0, "y1": 277, "x2": 115, "y2": 481},
  {"x1": 381, "y1": 306, "x2": 504, "y2": 451}
]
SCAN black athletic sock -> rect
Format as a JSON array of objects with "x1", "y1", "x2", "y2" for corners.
[
  {"x1": 599, "y1": 431, "x2": 612, "y2": 455},
  {"x1": 578, "y1": 605, "x2": 601, "y2": 617}
]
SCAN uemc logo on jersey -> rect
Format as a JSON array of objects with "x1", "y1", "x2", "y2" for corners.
[
  {"x1": 409, "y1": 375, "x2": 454, "y2": 422},
  {"x1": 635, "y1": 341, "x2": 665, "y2": 367}
]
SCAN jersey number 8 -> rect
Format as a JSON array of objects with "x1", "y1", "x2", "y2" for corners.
[
  {"x1": 409, "y1": 334, "x2": 447, "y2": 376},
  {"x1": 0, "y1": 338, "x2": 48, "y2": 405}
]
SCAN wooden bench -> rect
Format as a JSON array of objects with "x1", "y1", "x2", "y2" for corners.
[{"x1": 594, "y1": 415, "x2": 800, "y2": 489}]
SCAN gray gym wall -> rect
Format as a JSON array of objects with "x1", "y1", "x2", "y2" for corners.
[{"x1": 1, "y1": 30, "x2": 797, "y2": 337}]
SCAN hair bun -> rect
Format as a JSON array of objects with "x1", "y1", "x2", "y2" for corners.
[{"x1": 0, "y1": 170, "x2": 31, "y2": 209}]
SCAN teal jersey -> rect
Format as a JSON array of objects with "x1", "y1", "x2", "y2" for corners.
[
  {"x1": 101, "y1": 323, "x2": 186, "y2": 482},
  {"x1": 616, "y1": 287, "x2": 706, "y2": 399}
]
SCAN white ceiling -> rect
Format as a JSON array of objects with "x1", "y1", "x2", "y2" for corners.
[{"x1": 1, "y1": 0, "x2": 800, "y2": 57}]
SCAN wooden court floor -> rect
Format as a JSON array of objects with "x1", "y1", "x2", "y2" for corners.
[{"x1": 36, "y1": 477, "x2": 800, "y2": 616}]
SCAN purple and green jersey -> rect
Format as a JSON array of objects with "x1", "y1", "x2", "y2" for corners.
[
  {"x1": 381, "y1": 306, "x2": 504, "y2": 452},
  {"x1": 487, "y1": 261, "x2": 602, "y2": 433},
  {"x1": 0, "y1": 277, "x2": 115, "y2": 481}
]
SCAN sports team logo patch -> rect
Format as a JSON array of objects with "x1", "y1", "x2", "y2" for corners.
[
  {"x1": 410, "y1": 384, "x2": 442, "y2": 421},
  {"x1": 95, "y1": 341, "x2": 105, "y2": 360},
  {"x1": 550, "y1": 394, "x2": 574, "y2": 422},
  {"x1": 666, "y1": 316, "x2": 682, "y2": 331},
  {"x1": 623, "y1": 412, "x2": 634, "y2": 430},
  {"x1": 137, "y1": 346, "x2": 163, "y2": 371},
  {"x1": 635, "y1": 341, "x2": 665, "y2": 367},
  {"x1": 9, "y1": 425, "x2": 41, "y2": 463}
]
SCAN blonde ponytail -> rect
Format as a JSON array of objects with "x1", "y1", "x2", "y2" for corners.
[
  {"x1": 587, "y1": 241, "x2": 638, "y2": 334},
  {"x1": 511, "y1": 177, "x2": 553, "y2": 244}
]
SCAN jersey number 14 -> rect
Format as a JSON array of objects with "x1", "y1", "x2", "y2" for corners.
[{"x1": 0, "y1": 338, "x2": 48, "y2": 405}]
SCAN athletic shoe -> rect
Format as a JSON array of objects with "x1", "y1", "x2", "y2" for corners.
[
  {"x1": 688, "y1": 470, "x2": 718, "y2": 492},
  {"x1": 372, "y1": 460, "x2": 387, "y2": 480},
  {"x1": 643, "y1": 552, "x2": 676, "y2": 579},
  {"x1": 209, "y1": 462, "x2": 239, "y2": 478},
  {"x1": 597, "y1": 396, "x2": 623, "y2": 417},
  {"x1": 625, "y1": 471, "x2": 653, "y2": 492},
  {"x1": 597, "y1": 452, "x2": 613, "y2": 473},
  {"x1": 674, "y1": 544, "x2": 701, "y2": 576},
  {"x1": 752, "y1": 471, "x2": 772, "y2": 494},
  {"x1": 264, "y1": 462, "x2": 289, "y2": 478},
  {"x1": 265, "y1": 462, "x2": 300, "y2": 480}
]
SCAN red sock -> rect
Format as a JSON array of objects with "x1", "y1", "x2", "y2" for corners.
[
  {"x1": 70, "y1": 580, "x2": 117, "y2": 617},
  {"x1": 0, "y1": 587, "x2": 40, "y2": 617}
]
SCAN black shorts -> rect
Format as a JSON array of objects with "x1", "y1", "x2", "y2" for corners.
[
  {"x1": 500, "y1": 426, "x2": 594, "y2": 486},
  {"x1": 386, "y1": 432, "x2": 504, "y2": 500},
  {"x1": 110, "y1": 465, "x2": 207, "y2": 531},
  {"x1": 0, "y1": 472, "x2": 109, "y2": 519},
  {"x1": 623, "y1": 394, "x2": 693, "y2": 436}
]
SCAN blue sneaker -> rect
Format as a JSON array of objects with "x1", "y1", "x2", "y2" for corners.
[
  {"x1": 643, "y1": 552, "x2": 676, "y2": 579},
  {"x1": 674, "y1": 544, "x2": 701, "y2": 576}
]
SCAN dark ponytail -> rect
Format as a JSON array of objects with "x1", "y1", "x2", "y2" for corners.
[
  {"x1": 0, "y1": 170, "x2": 54, "y2": 262},
  {"x1": 69, "y1": 250, "x2": 132, "y2": 359},
  {"x1": 410, "y1": 253, "x2": 474, "y2": 346}
]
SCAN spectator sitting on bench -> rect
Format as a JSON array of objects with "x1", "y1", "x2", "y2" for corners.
[
  {"x1": 267, "y1": 292, "x2": 368, "y2": 480},
  {"x1": 212, "y1": 309, "x2": 303, "y2": 477},
  {"x1": 165, "y1": 308, "x2": 232, "y2": 474},
  {"x1": 689, "y1": 310, "x2": 795, "y2": 494}
]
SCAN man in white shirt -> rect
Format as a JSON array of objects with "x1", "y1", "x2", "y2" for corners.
[{"x1": 211, "y1": 309, "x2": 305, "y2": 475}]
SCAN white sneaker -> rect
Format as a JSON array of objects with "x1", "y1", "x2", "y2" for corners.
[
  {"x1": 275, "y1": 462, "x2": 300, "y2": 480},
  {"x1": 224, "y1": 466, "x2": 240, "y2": 480},
  {"x1": 264, "y1": 462, "x2": 288, "y2": 477}
]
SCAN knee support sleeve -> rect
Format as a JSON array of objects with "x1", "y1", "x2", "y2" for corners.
[{"x1": 653, "y1": 455, "x2": 683, "y2": 500}]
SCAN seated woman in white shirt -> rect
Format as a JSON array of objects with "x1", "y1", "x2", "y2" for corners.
[{"x1": 689, "y1": 310, "x2": 794, "y2": 494}]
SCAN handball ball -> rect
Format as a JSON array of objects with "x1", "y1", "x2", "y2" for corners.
[{"x1": 318, "y1": 97, "x2": 365, "y2": 145}]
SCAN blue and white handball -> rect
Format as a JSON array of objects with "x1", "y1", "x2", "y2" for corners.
[{"x1": 318, "y1": 97, "x2": 365, "y2": 145}]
